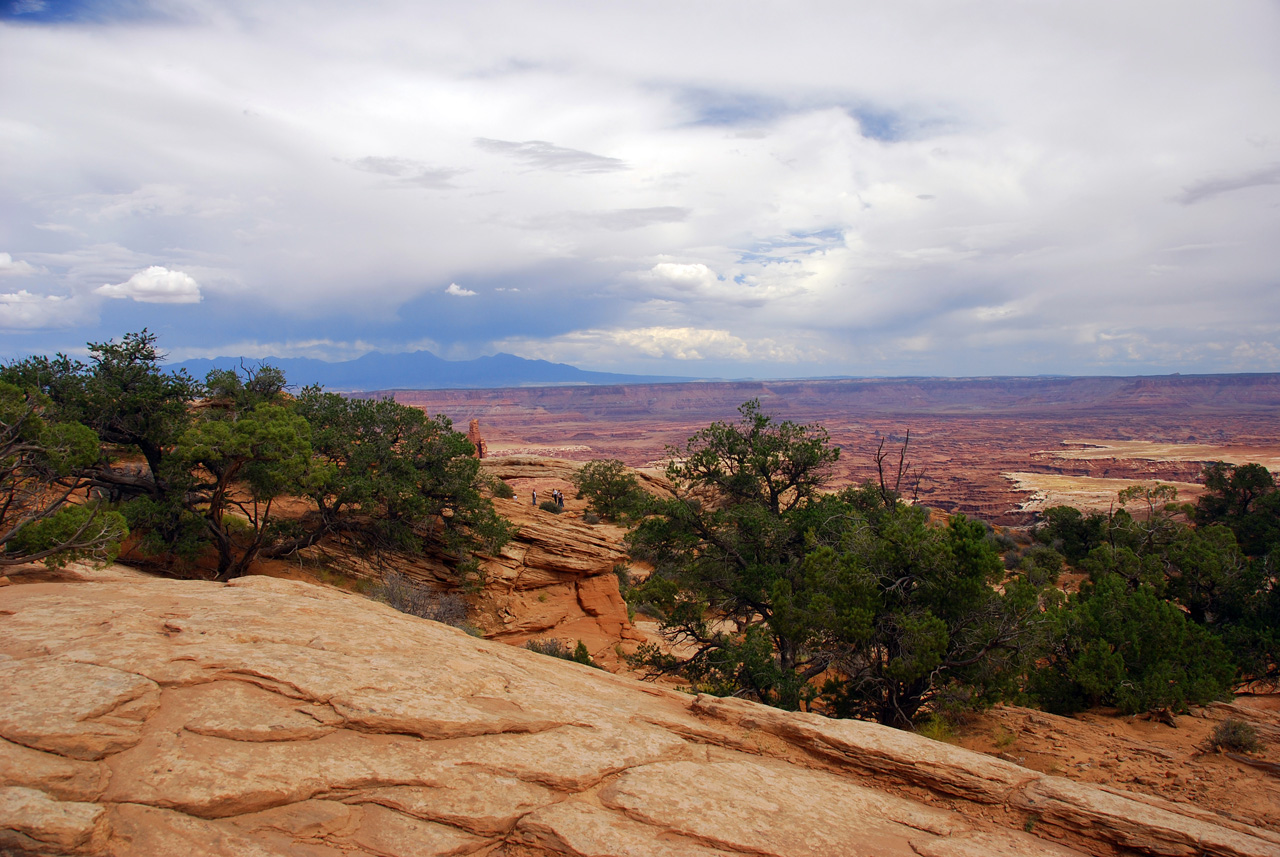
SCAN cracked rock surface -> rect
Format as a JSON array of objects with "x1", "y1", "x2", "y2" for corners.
[{"x1": 2, "y1": 571, "x2": 1278, "y2": 856}]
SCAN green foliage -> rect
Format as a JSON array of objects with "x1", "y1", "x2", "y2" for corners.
[
  {"x1": 1056, "y1": 482, "x2": 1279, "y2": 689},
  {"x1": 1209, "y1": 717, "x2": 1262, "y2": 753},
  {"x1": 118, "y1": 493, "x2": 206, "y2": 564},
  {"x1": 177, "y1": 402, "x2": 314, "y2": 579},
  {"x1": 203, "y1": 363, "x2": 288, "y2": 413},
  {"x1": 915, "y1": 713, "x2": 957, "y2": 743},
  {"x1": 5, "y1": 502, "x2": 128, "y2": 568},
  {"x1": 626, "y1": 401, "x2": 1047, "y2": 727},
  {"x1": 525, "y1": 638, "x2": 600, "y2": 668},
  {"x1": 1196, "y1": 462, "x2": 1280, "y2": 557},
  {"x1": 3, "y1": 333, "x2": 515, "y2": 583},
  {"x1": 572, "y1": 640, "x2": 599, "y2": 667},
  {"x1": 571, "y1": 458, "x2": 649, "y2": 523},
  {"x1": 0, "y1": 382, "x2": 127, "y2": 567},
  {"x1": 807, "y1": 505, "x2": 1047, "y2": 726},
  {"x1": 1018, "y1": 544, "x2": 1065, "y2": 586},
  {"x1": 491, "y1": 479, "x2": 514, "y2": 499},
  {"x1": 289, "y1": 388, "x2": 514, "y2": 584},
  {"x1": 1, "y1": 330, "x2": 200, "y2": 482},
  {"x1": 1036, "y1": 506, "x2": 1107, "y2": 563},
  {"x1": 538, "y1": 499, "x2": 562, "y2": 514},
  {"x1": 1030, "y1": 572, "x2": 1235, "y2": 714},
  {"x1": 671, "y1": 399, "x2": 839, "y2": 515}
]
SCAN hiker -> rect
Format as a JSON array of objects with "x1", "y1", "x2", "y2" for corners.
[{"x1": 532, "y1": 489, "x2": 537, "y2": 506}]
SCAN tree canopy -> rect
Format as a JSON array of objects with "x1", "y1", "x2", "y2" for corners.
[
  {"x1": 0, "y1": 382, "x2": 127, "y2": 567},
  {"x1": 571, "y1": 458, "x2": 649, "y2": 523},
  {"x1": 0, "y1": 331, "x2": 511, "y2": 581},
  {"x1": 626, "y1": 400, "x2": 1049, "y2": 726}
]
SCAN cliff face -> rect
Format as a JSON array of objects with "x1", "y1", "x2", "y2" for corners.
[
  {"x1": 3, "y1": 568, "x2": 1278, "y2": 857},
  {"x1": 473, "y1": 456, "x2": 656, "y2": 666}
]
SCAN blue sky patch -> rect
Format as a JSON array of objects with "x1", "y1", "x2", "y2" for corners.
[
  {"x1": 1, "y1": 0, "x2": 160, "y2": 23},
  {"x1": 676, "y1": 88, "x2": 789, "y2": 127}
]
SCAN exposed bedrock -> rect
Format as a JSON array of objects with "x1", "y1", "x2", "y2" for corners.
[{"x1": 2, "y1": 572, "x2": 1278, "y2": 857}]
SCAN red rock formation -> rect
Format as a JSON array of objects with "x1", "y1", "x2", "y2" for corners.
[{"x1": 467, "y1": 418, "x2": 488, "y2": 459}]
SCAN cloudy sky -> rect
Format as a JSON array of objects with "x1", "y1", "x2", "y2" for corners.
[{"x1": 2, "y1": 0, "x2": 1278, "y2": 378}]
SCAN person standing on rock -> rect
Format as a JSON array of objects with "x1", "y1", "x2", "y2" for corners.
[{"x1": 532, "y1": 489, "x2": 537, "y2": 506}]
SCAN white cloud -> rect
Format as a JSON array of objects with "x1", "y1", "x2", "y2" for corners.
[
  {"x1": 0, "y1": 253, "x2": 41, "y2": 277},
  {"x1": 96, "y1": 267, "x2": 203, "y2": 303},
  {"x1": 0, "y1": 1, "x2": 1277, "y2": 374},
  {"x1": 498, "y1": 326, "x2": 826, "y2": 366},
  {"x1": 645, "y1": 262, "x2": 719, "y2": 291},
  {"x1": 0, "y1": 290, "x2": 70, "y2": 329}
]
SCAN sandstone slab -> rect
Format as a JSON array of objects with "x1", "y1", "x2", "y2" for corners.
[
  {"x1": 0, "y1": 786, "x2": 106, "y2": 854},
  {"x1": 600, "y1": 758, "x2": 968, "y2": 857},
  {"x1": 348, "y1": 776, "x2": 556, "y2": 837},
  {"x1": 350, "y1": 804, "x2": 487, "y2": 856},
  {"x1": 2, "y1": 572, "x2": 1276, "y2": 857},
  {"x1": 692, "y1": 694, "x2": 1036, "y2": 801},
  {"x1": 0, "y1": 658, "x2": 159, "y2": 761},
  {"x1": 514, "y1": 800, "x2": 741, "y2": 857},
  {"x1": 0, "y1": 739, "x2": 107, "y2": 803}
]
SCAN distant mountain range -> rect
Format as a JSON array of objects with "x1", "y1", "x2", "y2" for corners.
[{"x1": 167, "y1": 350, "x2": 693, "y2": 391}]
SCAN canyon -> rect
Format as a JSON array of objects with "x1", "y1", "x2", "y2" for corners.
[{"x1": 386, "y1": 374, "x2": 1280, "y2": 523}]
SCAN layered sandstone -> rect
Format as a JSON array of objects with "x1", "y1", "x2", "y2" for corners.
[
  {"x1": 283, "y1": 456, "x2": 654, "y2": 667},
  {"x1": 3, "y1": 568, "x2": 1279, "y2": 857}
]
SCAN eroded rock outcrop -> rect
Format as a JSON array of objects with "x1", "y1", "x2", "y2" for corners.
[
  {"x1": 471, "y1": 456, "x2": 662, "y2": 662},
  {"x1": 294, "y1": 456, "x2": 649, "y2": 665},
  {"x1": 467, "y1": 419, "x2": 488, "y2": 459},
  {"x1": 3, "y1": 570, "x2": 1279, "y2": 856}
]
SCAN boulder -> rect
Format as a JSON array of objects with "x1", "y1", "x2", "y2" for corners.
[{"x1": 1, "y1": 571, "x2": 1277, "y2": 857}]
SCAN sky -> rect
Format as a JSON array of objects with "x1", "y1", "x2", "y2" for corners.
[{"x1": 2, "y1": 0, "x2": 1278, "y2": 378}]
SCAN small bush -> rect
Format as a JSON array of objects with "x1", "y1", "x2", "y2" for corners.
[
  {"x1": 571, "y1": 640, "x2": 598, "y2": 667},
  {"x1": 370, "y1": 571, "x2": 469, "y2": 626},
  {"x1": 538, "y1": 499, "x2": 562, "y2": 514},
  {"x1": 613, "y1": 563, "x2": 632, "y2": 587},
  {"x1": 525, "y1": 638, "x2": 569, "y2": 658},
  {"x1": 583, "y1": 512, "x2": 601, "y2": 525},
  {"x1": 491, "y1": 480, "x2": 514, "y2": 499},
  {"x1": 525, "y1": 637, "x2": 601, "y2": 668},
  {"x1": 1210, "y1": 717, "x2": 1262, "y2": 753},
  {"x1": 993, "y1": 726, "x2": 1018, "y2": 748},
  {"x1": 915, "y1": 713, "x2": 957, "y2": 743}
]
